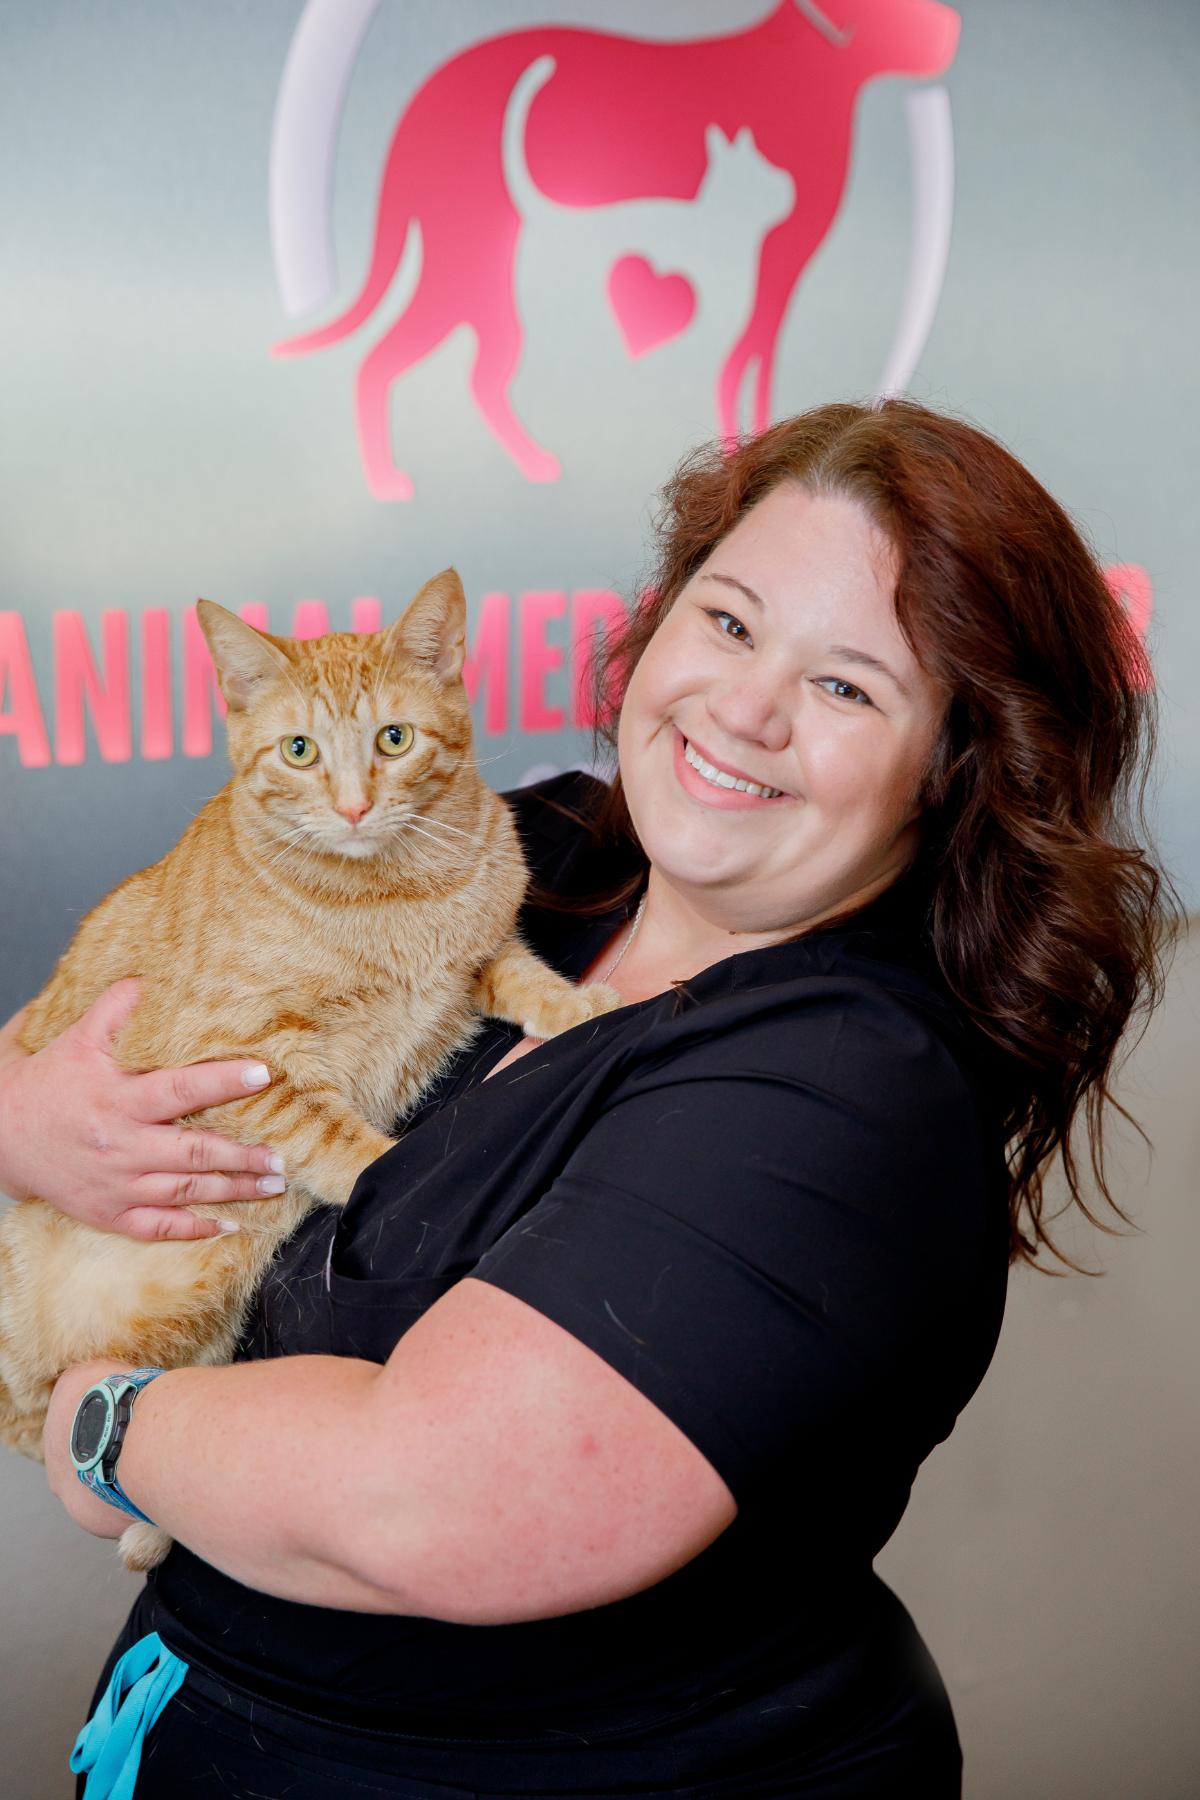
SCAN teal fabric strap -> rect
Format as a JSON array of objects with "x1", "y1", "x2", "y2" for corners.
[
  {"x1": 76, "y1": 1464, "x2": 155, "y2": 1525},
  {"x1": 74, "y1": 1368, "x2": 165, "y2": 1525},
  {"x1": 70, "y1": 1630, "x2": 187, "y2": 1799}
]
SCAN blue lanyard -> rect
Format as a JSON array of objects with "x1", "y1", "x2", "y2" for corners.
[{"x1": 71, "y1": 1631, "x2": 188, "y2": 1800}]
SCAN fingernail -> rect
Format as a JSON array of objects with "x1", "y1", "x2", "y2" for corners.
[
  {"x1": 216, "y1": 1220, "x2": 241, "y2": 1234},
  {"x1": 242, "y1": 1063, "x2": 271, "y2": 1090},
  {"x1": 256, "y1": 1175, "x2": 287, "y2": 1196},
  {"x1": 266, "y1": 1153, "x2": 285, "y2": 1175}
]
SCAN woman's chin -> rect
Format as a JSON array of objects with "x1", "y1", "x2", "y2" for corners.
[{"x1": 641, "y1": 814, "x2": 768, "y2": 902}]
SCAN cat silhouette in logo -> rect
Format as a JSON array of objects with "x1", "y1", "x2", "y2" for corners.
[{"x1": 273, "y1": 0, "x2": 960, "y2": 500}]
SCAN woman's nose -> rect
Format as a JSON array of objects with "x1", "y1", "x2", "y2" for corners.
[{"x1": 705, "y1": 672, "x2": 793, "y2": 754}]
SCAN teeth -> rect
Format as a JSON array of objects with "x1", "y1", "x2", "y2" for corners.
[{"x1": 684, "y1": 738, "x2": 782, "y2": 799}]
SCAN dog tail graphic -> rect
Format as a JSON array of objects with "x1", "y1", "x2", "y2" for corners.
[
  {"x1": 268, "y1": 32, "x2": 563, "y2": 498},
  {"x1": 270, "y1": 152, "x2": 418, "y2": 361}
]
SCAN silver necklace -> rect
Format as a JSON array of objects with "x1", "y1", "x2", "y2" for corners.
[{"x1": 601, "y1": 892, "x2": 647, "y2": 983}]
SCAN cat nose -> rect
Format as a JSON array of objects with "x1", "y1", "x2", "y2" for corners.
[{"x1": 336, "y1": 799, "x2": 371, "y2": 825}]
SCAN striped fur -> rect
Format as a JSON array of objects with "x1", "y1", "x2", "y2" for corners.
[{"x1": 0, "y1": 569, "x2": 618, "y2": 1568}]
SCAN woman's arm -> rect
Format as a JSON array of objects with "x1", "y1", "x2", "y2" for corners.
[
  {"x1": 0, "y1": 981, "x2": 288, "y2": 1238},
  {"x1": 43, "y1": 1278, "x2": 736, "y2": 1624}
]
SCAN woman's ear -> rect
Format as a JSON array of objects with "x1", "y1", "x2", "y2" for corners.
[
  {"x1": 383, "y1": 570, "x2": 467, "y2": 685},
  {"x1": 196, "y1": 600, "x2": 295, "y2": 711}
]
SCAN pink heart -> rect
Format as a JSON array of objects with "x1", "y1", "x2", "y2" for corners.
[{"x1": 606, "y1": 255, "x2": 696, "y2": 360}]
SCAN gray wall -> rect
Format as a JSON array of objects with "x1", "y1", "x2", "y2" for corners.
[
  {"x1": 5, "y1": 922, "x2": 1199, "y2": 1798},
  {"x1": 3, "y1": 2, "x2": 1199, "y2": 1793},
  {"x1": 878, "y1": 921, "x2": 1200, "y2": 1799},
  {"x1": 2, "y1": 0, "x2": 1200, "y2": 1022}
]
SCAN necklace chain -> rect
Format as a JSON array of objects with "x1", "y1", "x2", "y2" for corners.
[{"x1": 600, "y1": 893, "x2": 647, "y2": 984}]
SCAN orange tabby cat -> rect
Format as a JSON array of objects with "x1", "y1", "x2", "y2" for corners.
[{"x1": 0, "y1": 568, "x2": 618, "y2": 1570}]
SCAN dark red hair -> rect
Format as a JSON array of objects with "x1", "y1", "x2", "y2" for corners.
[{"x1": 587, "y1": 399, "x2": 1170, "y2": 1266}]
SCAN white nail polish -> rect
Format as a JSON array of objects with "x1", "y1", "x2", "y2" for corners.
[
  {"x1": 217, "y1": 1220, "x2": 241, "y2": 1234},
  {"x1": 242, "y1": 1063, "x2": 271, "y2": 1089},
  {"x1": 266, "y1": 1153, "x2": 285, "y2": 1175},
  {"x1": 257, "y1": 1175, "x2": 287, "y2": 1196}
]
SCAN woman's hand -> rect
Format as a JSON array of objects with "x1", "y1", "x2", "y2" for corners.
[
  {"x1": 43, "y1": 1359, "x2": 138, "y2": 1540},
  {"x1": 0, "y1": 981, "x2": 287, "y2": 1240}
]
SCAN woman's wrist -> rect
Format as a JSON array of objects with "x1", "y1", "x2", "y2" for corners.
[{"x1": 44, "y1": 1360, "x2": 141, "y2": 1538}]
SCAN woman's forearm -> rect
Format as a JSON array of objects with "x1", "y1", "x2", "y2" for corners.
[
  {"x1": 48, "y1": 1350, "x2": 531, "y2": 1617},
  {"x1": 53, "y1": 1348, "x2": 578, "y2": 1618},
  {"x1": 45, "y1": 1280, "x2": 735, "y2": 1625},
  {"x1": 117, "y1": 1356, "x2": 424, "y2": 1611},
  {"x1": 45, "y1": 1353, "x2": 423, "y2": 1611}
]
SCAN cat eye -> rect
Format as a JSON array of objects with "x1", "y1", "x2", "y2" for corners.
[
  {"x1": 280, "y1": 735, "x2": 319, "y2": 768},
  {"x1": 375, "y1": 723, "x2": 415, "y2": 758}
]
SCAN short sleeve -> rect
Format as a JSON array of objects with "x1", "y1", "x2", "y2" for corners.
[{"x1": 472, "y1": 978, "x2": 997, "y2": 1500}]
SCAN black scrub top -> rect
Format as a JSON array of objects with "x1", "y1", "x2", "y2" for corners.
[{"x1": 146, "y1": 773, "x2": 1016, "y2": 1742}]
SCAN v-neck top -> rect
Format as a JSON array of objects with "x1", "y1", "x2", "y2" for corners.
[{"x1": 145, "y1": 773, "x2": 1016, "y2": 1746}]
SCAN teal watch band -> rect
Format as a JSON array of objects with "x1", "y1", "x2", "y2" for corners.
[{"x1": 70, "y1": 1368, "x2": 165, "y2": 1525}]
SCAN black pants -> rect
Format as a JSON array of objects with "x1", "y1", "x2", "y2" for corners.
[{"x1": 78, "y1": 1581, "x2": 961, "y2": 1799}]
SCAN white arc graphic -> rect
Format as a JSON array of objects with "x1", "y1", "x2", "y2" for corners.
[
  {"x1": 270, "y1": 0, "x2": 381, "y2": 318},
  {"x1": 875, "y1": 86, "x2": 955, "y2": 399}
]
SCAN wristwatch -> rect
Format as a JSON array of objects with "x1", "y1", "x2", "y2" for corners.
[{"x1": 69, "y1": 1368, "x2": 165, "y2": 1523}]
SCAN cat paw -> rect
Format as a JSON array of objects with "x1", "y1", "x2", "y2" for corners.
[
  {"x1": 521, "y1": 982, "x2": 624, "y2": 1040},
  {"x1": 119, "y1": 1521, "x2": 174, "y2": 1572}
]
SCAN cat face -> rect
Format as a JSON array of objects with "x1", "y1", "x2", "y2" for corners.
[{"x1": 198, "y1": 571, "x2": 476, "y2": 866}]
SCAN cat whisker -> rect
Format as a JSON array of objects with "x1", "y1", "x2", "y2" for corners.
[
  {"x1": 247, "y1": 824, "x2": 328, "y2": 888},
  {"x1": 460, "y1": 750, "x2": 511, "y2": 770},
  {"x1": 391, "y1": 821, "x2": 468, "y2": 871},
  {"x1": 398, "y1": 812, "x2": 472, "y2": 847},
  {"x1": 265, "y1": 824, "x2": 314, "y2": 848},
  {"x1": 395, "y1": 818, "x2": 457, "y2": 854},
  {"x1": 260, "y1": 829, "x2": 316, "y2": 867},
  {"x1": 408, "y1": 812, "x2": 479, "y2": 844},
  {"x1": 443, "y1": 749, "x2": 508, "y2": 774},
  {"x1": 256, "y1": 831, "x2": 309, "y2": 866}
]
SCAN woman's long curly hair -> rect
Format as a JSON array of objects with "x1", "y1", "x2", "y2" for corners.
[{"x1": 584, "y1": 399, "x2": 1171, "y2": 1267}]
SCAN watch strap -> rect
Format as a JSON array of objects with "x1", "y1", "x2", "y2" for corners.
[{"x1": 74, "y1": 1368, "x2": 165, "y2": 1525}]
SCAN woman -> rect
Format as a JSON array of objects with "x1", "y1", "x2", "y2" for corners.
[{"x1": 0, "y1": 400, "x2": 1164, "y2": 1797}]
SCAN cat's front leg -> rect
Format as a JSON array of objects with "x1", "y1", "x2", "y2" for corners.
[
  {"x1": 472, "y1": 938, "x2": 624, "y2": 1041},
  {"x1": 193, "y1": 1069, "x2": 395, "y2": 1211}
]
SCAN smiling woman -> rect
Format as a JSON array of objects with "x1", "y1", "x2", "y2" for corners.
[
  {"x1": 1, "y1": 401, "x2": 1168, "y2": 1800},
  {"x1": 619, "y1": 485, "x2": 944, "y2": 934},
  {"x1": 590, "y1": 399, "x2": 1166, "y2": 1261}
]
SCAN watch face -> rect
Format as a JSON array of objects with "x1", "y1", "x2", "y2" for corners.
[{"x1": 71, "y1": 1389, "x2": 112, "y2": 1467}]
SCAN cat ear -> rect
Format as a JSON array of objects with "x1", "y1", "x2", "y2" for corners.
[
  {"x1": 197, "y1": 600, "x2": 294, "y2": 711},
  {"x1": 384, "y1": 569, "x2": 467, "y2": 685}
]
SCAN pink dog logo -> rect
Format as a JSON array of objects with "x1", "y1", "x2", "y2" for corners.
[{"x1": 270, "y1": 0, "x2": 960, "y2": 501}]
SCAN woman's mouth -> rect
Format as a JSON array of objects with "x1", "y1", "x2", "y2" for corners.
[
  {"x1": 673, "y1": 729, "x2": 789, "y2": 808},
  {"x1": 684, "y1": 738, "x2": 784, "y2": 798}
]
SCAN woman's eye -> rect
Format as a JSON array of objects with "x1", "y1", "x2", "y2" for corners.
[
  {"x1": 816, "y1": 677, "x2": 871, "y2": 705},
  {"x1": 375, "y1": 723, "x2": 415, "y2": 758},
  {"x1": 708, "y1": 610, "x2": 752, "y2": 645},
  {"x1": 279, "y1": 735, "x2": 319, "y2": 767}
]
